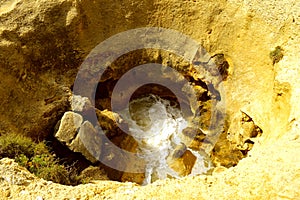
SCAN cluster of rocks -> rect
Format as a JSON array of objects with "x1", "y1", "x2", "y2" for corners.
[{"x1": 54, "y1": 95, "x2": 206, "y2": 184}]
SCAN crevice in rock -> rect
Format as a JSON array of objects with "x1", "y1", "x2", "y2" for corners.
[
  {"x1": 52, "y1": 49, "x2": 262, "y2": 185},
  {"x1": 45, "y1": 133, "x2": 93, "y2": 171}
]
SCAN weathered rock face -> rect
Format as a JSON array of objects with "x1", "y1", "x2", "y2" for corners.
[
  {"x1": 0, "y1": 0, "x2": 153, "y2": 139},
  {"x1": 1, "y1": 0, "x2": 300, "y2": 199}
]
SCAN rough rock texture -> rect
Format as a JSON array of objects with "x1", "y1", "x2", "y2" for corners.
[
  {"x1": 0, "y1": 0, "x2": 300, "y2": 199},
  {"x1": 55, "y1": 111, "x2": 103, "y2": 163},
  {"x1": 69, "y1": 120, "x2": 102, "y2": 163},
  {"x1": 55, "y1": 111, "x2": 83, "y2": 145},
  {"x1": 78, "y1": 166, "x2": 110, "y2": 182},
  {"x1": 211, "y1": 111, "x2": 263, "y2": 167}
]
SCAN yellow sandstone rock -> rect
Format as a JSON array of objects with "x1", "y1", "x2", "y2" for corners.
[{"x1": 0, "y1": 0, "x2": 299, "y2": 199}]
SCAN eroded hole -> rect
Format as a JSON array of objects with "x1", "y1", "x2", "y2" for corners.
[
  {"x1": 53, "y1": 49, "x2": 263, "y2": 185},
  {"x1": 92, "y1": 49, "x2": 220, "y2": 184}
]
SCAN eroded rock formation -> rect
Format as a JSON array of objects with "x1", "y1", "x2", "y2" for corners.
[{"x1": 0, "y1": 0, "x2": 300, "y2": 199}]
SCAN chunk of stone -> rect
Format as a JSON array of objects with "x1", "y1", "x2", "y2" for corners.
[
  {"x1": 227, "y1": 111, "x2": 263, "y2": 150},
  {"x1": 167, "y1": 150, "x2": 197, "y2": 177},
  {"x1": 95, "y1": 109, "x2": 146, "y2": 183},
  {"x1": 69, "y1": 95, "x2": 93, "y2": 112},
  {"x1": 69, "y1": 121, "x2": 103, "y2": 163},
  {"x1": 211, "y1": 111, "x2": 263, "y2": 167},
  {"x1": 55, "y1": 111, "x2": 83, "y2": 145},
  {"x1": 78, "y1": 166, "x2": 109, "y2": 181}
]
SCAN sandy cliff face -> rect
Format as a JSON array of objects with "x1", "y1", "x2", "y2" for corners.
[{"x1": 0, "y1": 0, "x2": 299, "y2": 199}]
